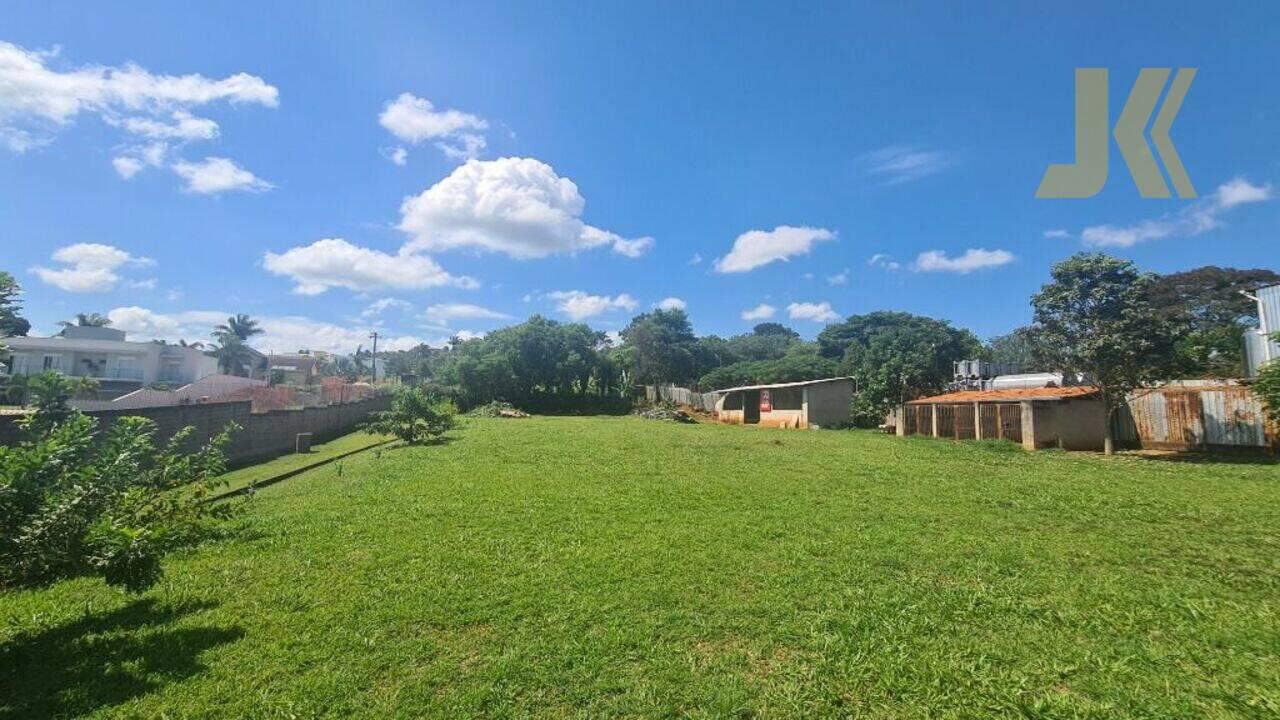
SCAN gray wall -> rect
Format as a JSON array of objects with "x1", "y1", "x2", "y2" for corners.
[
  {"x1": 805, "y1": 379, "x2": 854, "y2": 427},
  {"x1": 0, "y1": 395, "x2": 391, "y2": 467}
]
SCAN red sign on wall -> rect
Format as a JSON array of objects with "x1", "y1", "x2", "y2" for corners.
[{"x1": 759, "y1": 390, "x2": 772, "y2": 412}]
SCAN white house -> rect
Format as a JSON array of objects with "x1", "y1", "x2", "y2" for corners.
[{"x1": 3, "y1": 326, "x2": 218, "y2": 397}]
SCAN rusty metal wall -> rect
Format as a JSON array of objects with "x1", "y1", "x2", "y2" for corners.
[{"x1": 1118, "y1": 387, "x2": 1274, "y2": 450}]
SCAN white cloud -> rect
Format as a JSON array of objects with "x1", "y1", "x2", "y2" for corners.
[
  {"x1": 656, "y1": 297, "x2": 686, "y2": 311},
  {"x1": 119, "y1": 109, "x2": 218, "y2": 140},
  {"x1": 827, "y1": 268, "x2": 849, "y2": 286},
  {"x1": 398, "y1": 157, "x2": 651, "y2": 260},
  {"x1": 610, "y1": 235, "x2": 654, "y2": 258},
  {"x1": 422, "y1": 303, "x2": 512, "y2": 325},
  {"x1": 0, "y1": 41, "x2": 277, "y2": 184},
  {"x1": 107, "y1": 305, "x2": 425, "y2": 355},
  {"x1": 913, "y1": 248, "x2": 1014, "y2": 274},
  {"x1": 867, "y1": 253, "x2": 901, "y2": 271},
  {"x1": 863, "y1": 145, "x2": 950, "y2": 184},
  {"x1": 378, "y1": 92, "x2": 488, "y2": 162},
  {"x1": 1080, "y1": 177, "x2": 1272, "y2": 248},
  {"x1": 741, "y1": 303, "x2": 776, "y2": 321},
  {"x1": 381, "y1": 146, "x2": 408, "y2": 166},
  {"x1": 787, "y1": 301, "x2": 838, "y2": 323},
  {"x1": 714, "y1": 225, "x2": 835, "y2": 273},
  {"x1": 688, "y1": 253, "x2": 703, "y2": 265},
  {"x1": 263, "y1": 238, "x2": 477, "y2": 296},
  {"x1": 30, "y1": 242, "x2": 154, "y2": 292},
  {"x1": 171, "y1": 156, "x2": 272, "y2": 194},
  {"x1": 361, "y1": 297, "x2": 412, "y2": 318},
  {"x1": 112, "y1": 155, "x2": 144, "y2": 179},
  {"x1": 547, "y1": 290, "x2": 637, "y2": 321},
  {"x1": 1042, "y1": 229, "x2": 1071, "y2": 240},
  {"x1": 450, "y1": 330, "x2": 486, "y2": 343}
]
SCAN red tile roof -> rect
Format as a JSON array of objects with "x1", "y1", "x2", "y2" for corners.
[{"x1": 907, "y1": 386, "x2": 1100, "y2": 404}]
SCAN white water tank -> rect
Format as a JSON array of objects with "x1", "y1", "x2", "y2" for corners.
[{"x1": 990, "y1": 373, "x2": 1064, "y2": 390}]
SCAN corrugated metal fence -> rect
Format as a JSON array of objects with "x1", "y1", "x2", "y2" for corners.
[
  {"x1": 1118, "y1": 386, "x2": 1276, "y2": 450},
  {"x1": 644, "y1": 384, "x2": 719, "y2": 412}
]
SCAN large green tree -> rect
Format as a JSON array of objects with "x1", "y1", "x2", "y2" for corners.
[
  {"x1": 620, "y1": 309, "x2": 698, "y2": 387},
  {"x1": 1032, "y1": 253, "x2": 1181, "y2": 454},
  {"x1": 817, "y1": 311, "x2": 982, "y2": 426},
  {"x1": 0, "y1": 271, "x2": 31, "y2": 338},
  {"x1": 986, "y1": 326, "x2": 1049, "y2": 370},
  {"x1": 1148, "y1": 266, "x2": 1280, "y2": 377}
]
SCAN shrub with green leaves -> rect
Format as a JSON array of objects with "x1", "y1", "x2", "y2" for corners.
[
  {"x1": 1256, "y1": 334, "x2": 1280, "y2": 425},
  {"x1": 363, "y1": 387, "x2": 458, "y2": 444},
  {"x1": 0, "y1": 373, "x2": 237, "y2": 592}
]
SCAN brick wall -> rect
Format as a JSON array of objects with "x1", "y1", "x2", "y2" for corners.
[{"x1": 0, "y1": 395, "x2": 392, "y2": 467}]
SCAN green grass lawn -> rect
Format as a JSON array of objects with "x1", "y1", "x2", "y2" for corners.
[
  {"x1": 214, "y1": 430, "x2": 392, "y2": 497},
  {"x1": 2, "y1": 417, "x2": 1278, "y2": 718}
]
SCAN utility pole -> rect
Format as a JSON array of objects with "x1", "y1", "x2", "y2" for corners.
[{"x1": 368, "y1": 331, "x2": 379, "y2": 382}]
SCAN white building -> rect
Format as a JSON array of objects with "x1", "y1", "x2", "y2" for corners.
[{"x1": 3, "y1": 326, "x2": 219, "y2": 397}]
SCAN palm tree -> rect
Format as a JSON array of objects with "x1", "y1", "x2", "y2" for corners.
[
  {"x1": 58, "y1": 312, "x2": 112, "y2": 330},
  {"x1": 214, "y1": 314, "x2": 263, "y2": 342},
  {"x1": 211, "y1": 314, "x2": 264, "y2": 377}
]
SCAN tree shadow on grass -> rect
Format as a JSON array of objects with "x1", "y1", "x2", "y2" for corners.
[
  {"x1": 1128, "y1": 450, "x2": 1278, "y2": 466},
  {"x1": 0, "y1": 597, "x2": 243, "y2": 719}
]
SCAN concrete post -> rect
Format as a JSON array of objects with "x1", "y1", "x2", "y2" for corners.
[
  {"x1": 1020, "y1": 400, "x2": 1036, "y2": 450},
  {"x1": 931, "y1": 404, "x2": 939, "y2": 438},
  {"x1": 973, "y1": 402, "x2": 983, "y2": 440},
  {"x1": 896, "y1": 405, "x2": 907, "y2": 437}
]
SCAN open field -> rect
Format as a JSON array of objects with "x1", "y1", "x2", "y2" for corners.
[
  {"x1": 2, "y1": 417, "x2": 1278, "y2": 718},
  {"x1": 214, "y1": 430, "x2": 392, "y2": 497}
]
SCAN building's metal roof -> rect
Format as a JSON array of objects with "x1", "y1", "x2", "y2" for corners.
[
  {"x1": 908, "y1": 386, "x2": 1100, "y2": 404},
  {"x1": 709, "y1": 376, "x2": 855, "y2": 394}
]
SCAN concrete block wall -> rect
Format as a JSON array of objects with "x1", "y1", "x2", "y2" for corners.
[{"x1": 0, "y1": 395, "x2": 392, "y2": 467}]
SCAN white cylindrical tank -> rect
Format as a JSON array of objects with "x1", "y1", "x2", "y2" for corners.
[{"x1": 990, "y1": 373, "x2": 1064, "y2": 390}]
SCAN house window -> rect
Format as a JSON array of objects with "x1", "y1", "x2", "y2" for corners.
[
  {"x1": 42, "y1": 354, "x2": 63, "y2": 372},
  {"x1": 771, "y1": 387, "x2": 804, "y2": 410},
  {"x1": 11, "y1": 354, "x2": 31, "y2": 375}
]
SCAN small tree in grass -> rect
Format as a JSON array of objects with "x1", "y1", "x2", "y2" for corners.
[
  {"x1": 0, "y1": 373, "x2": 238, "y2": 592},
  {"x1": 363, "y1": 387, "x2": 458, "y2": 444},
  {"x1": 1032, "y1": 253, "x2": 1180, "y2": 454}
]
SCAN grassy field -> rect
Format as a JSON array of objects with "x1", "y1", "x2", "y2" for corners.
[
  {"x1": 214, "y1": 430, "x2": 392, "y2": 497},
  {"x1": 2, "y1": 417, "x2": 1278, "y2": 718}
]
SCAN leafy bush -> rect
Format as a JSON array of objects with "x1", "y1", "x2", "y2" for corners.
[
  {"x1": 0, "y1": 374, "x2": 237, "y2": 592},
  {"x1": 1255, "y1": 350, "x2": 1280, "y2": 426},
  {"x1": 363, "y1": 387, "x2": 458, "y2": 444}
]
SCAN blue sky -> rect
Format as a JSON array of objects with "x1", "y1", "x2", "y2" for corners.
[{"x1": 2, "y1": 2, "x2": 1277, "y2": 353}]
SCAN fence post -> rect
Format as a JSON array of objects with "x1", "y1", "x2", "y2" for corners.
[
  {"x1": 973, "y1": 402, "x2": 983, "y2": 440},
  {"x1": 931, "y1": 404, "x2": 939, "y2": 438}
]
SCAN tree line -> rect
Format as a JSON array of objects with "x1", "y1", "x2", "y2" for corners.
[{"x1": 6, "y1": 256, "x2": 1280, "y2": 438}]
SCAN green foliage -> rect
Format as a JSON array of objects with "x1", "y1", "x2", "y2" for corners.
[
  {"x1": 363, "y1": 387, "x2": 458, "y2": 444},
  {"x1": 0, "y1": 377, "x2": 237, "y2": 592},
  {"x1": 441, "y1": 315, "x2": 619, "y2": 410},
  {"x1": 817, "y1": 311, "x2": 982, "y2": 426},
  {"x1": 1148, "y1": 266, "x2": 1280, "y2": 377},
  {"x1": 1254, "y1": 360, "x2": 1280, "y2": 425},
  {"x1": 620, "y1": 309, "x2": 699, "y2": 386},
  {"x1": 1032, "y1": 253, "x2": 1180, "y2": 420},
  {"x1": 698, "y1": 346, "x2": 838, "y2": 391},
  {"x1": 985, "y1": 326, "x2": 1048, "y2": 370},
  {"x1": 0, "y1": 271, "x2": 30, "y2": 338}
]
